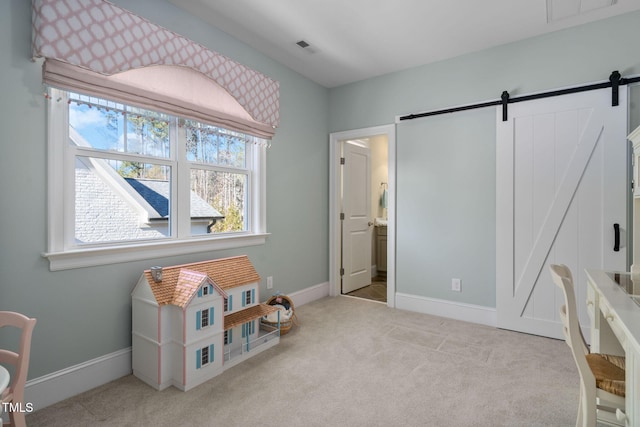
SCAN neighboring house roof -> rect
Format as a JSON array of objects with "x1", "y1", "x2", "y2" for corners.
[
  {"x1": 72, "y1": 128, "x2": 224, "y2": 243},
  {"x1": 76, "y1": 166, "x2": 167, "y2": 242},
  {"x1": 124, "y1": 178, "x2": 223, "y2": 220},
  {"x1": 144, "y1": 255, "x2": 261, "y2": 306}
]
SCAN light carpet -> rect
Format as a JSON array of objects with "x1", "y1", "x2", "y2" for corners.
[{"x1": 26, "y1": 296, "x2": 580, "y2": 426}]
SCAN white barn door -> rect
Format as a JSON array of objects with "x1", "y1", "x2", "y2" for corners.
[{"x1": 496, "y1": 88, "x2": 627, "y2": 339}]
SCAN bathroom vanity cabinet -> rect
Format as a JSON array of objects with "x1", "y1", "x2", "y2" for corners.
[{"x1": 376, "y1": 225, "x2": 387, "y2": 275}]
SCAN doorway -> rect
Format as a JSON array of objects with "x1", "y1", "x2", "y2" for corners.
[{"x1": 329, "y1": 124, "x2": 396, "y2": 307}]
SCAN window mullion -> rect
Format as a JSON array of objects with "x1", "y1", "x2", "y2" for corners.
[
  {"x1": 175, "y1": 122, "x2": 190, "y2": 239},
  {"x1": 252, "y1": 144, "x2": 266, "y2": 234}
]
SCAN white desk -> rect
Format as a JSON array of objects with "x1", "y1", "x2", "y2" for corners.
[
  {"x1": 0, "y1": 365, "x2": 9, "y2": 427},
  {"x1": 585, "y1": 270, "x2": 640, "y2": 427}
]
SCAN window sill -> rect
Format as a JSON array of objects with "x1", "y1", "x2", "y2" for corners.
[{"x1": 43, "y1": 233, "x2": 269, "y2": 271}]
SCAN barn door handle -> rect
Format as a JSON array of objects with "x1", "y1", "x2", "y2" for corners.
[{"x1": 613, "y1": 223, "x2": 620, "y2": 252}]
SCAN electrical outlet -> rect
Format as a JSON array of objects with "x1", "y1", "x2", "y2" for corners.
[
  {"x1": 267, "y1": 276, "x2": 273, "y2": 289},
  {"x1": 451, "y1": 278, "x2": 461, "y2": 292}
]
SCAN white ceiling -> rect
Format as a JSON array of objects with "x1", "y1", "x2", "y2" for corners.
[{"x1": 169, "y1": 0, "x2": 640, "y2": 88}]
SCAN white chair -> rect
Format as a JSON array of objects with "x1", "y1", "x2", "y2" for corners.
[
  {"x1": 549, "y1": 265, "x2": 626, "y2": 426},
  {"x1": 0, "y1": 311, "x2": 36, "y2": 427}
]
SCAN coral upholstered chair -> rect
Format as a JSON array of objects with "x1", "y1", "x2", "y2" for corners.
[
  {"x1": 549, "y1": 265, "x2": 626, "y2": 427},
  {"x1": 0, "y1": 311, "x2": 36, "y2": 427}
]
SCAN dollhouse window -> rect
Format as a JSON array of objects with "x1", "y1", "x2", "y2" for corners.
[
  {"x1": 242, "y1": 289, "x2": 255, "y2": 307},
  {"x1": 197, "y1": 307, "x2": 214, "y2": 329},
  {"x1": 196, "y1": 344, "x2": 214, "y2": 368},
  {"x1": 201, "y1": 309, "x2": 209, "y2": 328},
  {"x1": 224, "y1": 330, "x2": 232, "y2": 345},
  {"x1": 201, "y1": 346, "x2": 209, "y2": 365}
]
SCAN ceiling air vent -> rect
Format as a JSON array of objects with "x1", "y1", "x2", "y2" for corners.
[{"x1": 295, "y1": 39, "x2": 318, "y2": 54}]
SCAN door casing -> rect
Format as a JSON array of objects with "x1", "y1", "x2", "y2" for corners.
[{"x1": 329, "y1": 124, "x2": 396, "y2": 307}]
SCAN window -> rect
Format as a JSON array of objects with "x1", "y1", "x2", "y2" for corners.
[
  {"x1": 245, "y1": 290, "x2": 253, "y2": 306},
  {"x1": 45, "y1": 89, "x2": 268, "y2": 270},
  {"x1": 197, "y1": 307, "x2": 214, "y2": 330},
  {"x1": 197, "y1": 344, "x2": 214, "y2": 368},
  {"x1": 201, "y1": 346, "x2": 209, "y2": 366},
  {"x1": 201, "y1": 309, "x2": 209, "y2": 328}
]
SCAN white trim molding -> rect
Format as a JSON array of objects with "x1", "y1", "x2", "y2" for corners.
[
  {"x1": 287, "y1": 282, "x2": 330, "y2": 307},
  {"x1": 25, "y1": 348, "x2": 132, "y2": 412},
  {"x1": 329, "y1": 124, "x2": 397, "y2": 307},
  {"x1": 395, "y1": 292, "x2": 497, "y2": 327},
  {"x1": 43, "y1": 233, "x2": 269, "y2": 271}
]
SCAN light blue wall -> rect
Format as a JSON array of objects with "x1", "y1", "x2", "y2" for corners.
[
  {"x1": 329, "y1": 11, "x2": 640, "y2": 307},
  {"x1": 0, "y1": 0, "x2": 329, "y2": 379},
  {"x1": 396, "y1": 109, "x2": 496, "y2": 306}
]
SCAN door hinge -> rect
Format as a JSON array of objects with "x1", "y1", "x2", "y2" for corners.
[
  {"x1": 340, "y1": 157, "x2": 345, "y2": 165},
  {"x1": 340, "y1": 268, "x2": 344, "y2": 276},
  {"x1": 340, "y1": 212, "x2": 345, "y2": 220}
]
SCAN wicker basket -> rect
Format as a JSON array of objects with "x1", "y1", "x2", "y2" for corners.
[{"x1": 263, "y1": 294, "x2": 297, "y2": 335}]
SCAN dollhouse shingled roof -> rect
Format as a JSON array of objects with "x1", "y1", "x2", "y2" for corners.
[
  {"x1": 224, "y1": 304, "x2": 279, "y2": 331},
  {"x1": 172, "y1": 269, "x2": 228, "y2": 308},
  {"x1": 144, "y1": 255, "x2": 261, "y2": 306}
]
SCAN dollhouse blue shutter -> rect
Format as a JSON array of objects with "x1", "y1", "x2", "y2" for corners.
[
  {"x1": 251, "y1": 289, "x2": 255, "y2": 304},
  {"x1": 209, "y1": 307, "x2": 214, "y2": 324},
  {"x1": 196, "y1": 349, "x2": 201, "y2": 369},
  {"x1": 196, "y1": 310, "x2": 201, "y2": 330},
  {"x1": 210, "y1": 344, "x2": 214, "y2": 362},
  {"x1": 198, "y1": 288, "x2": 203, "y2": 298},
  {"x1": 241, "y1": 323, "x2": 246, "y2": 338},
  {"x1": 229, "y1": 295, "x2": 233, "y2": 310},
  {"x1": 228, "y1": 329, "x2": 233, "y2": 343},
  {"x1": 242, "y1": 291, "x2": 246, "y2": 307}
]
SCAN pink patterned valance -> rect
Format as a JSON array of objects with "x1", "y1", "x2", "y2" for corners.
[{"x1": 31, "y1": 0, "x2": 279, "y2": 137}]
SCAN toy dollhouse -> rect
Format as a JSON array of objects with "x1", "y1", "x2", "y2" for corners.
[{"x1": 131, "y1": 255, "x2": 281, "y2": 391}]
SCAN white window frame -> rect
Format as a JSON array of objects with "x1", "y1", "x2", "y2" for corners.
[{"x1": 43, "y1": 88, "x2": 268, "y2": 271}]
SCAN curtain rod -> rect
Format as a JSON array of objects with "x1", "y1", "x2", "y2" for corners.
[{"x1": 398, "y1": 71, "x2": 640, "y2": 123}]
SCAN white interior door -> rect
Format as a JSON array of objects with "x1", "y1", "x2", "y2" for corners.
[
  {"x1": 342, "y1": 141, "x2": 372, "y2": 294},
  {"x1": 496, "y1": 88, "x2": 628, "y2": 339}
]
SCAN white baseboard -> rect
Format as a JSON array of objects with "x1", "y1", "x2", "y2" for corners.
[
  {"x1": 25, "y1": 282, "x2": 330, "y2": 413},
  {"x1": 25, "y1": 347, "x2": 132, "y2": 412},
  {"x1": 288, "y1": 281, "x2": 330, "y2": 307},
  {"x1": 395, "y1": 292, "x2": 497, "y2": 327}
]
